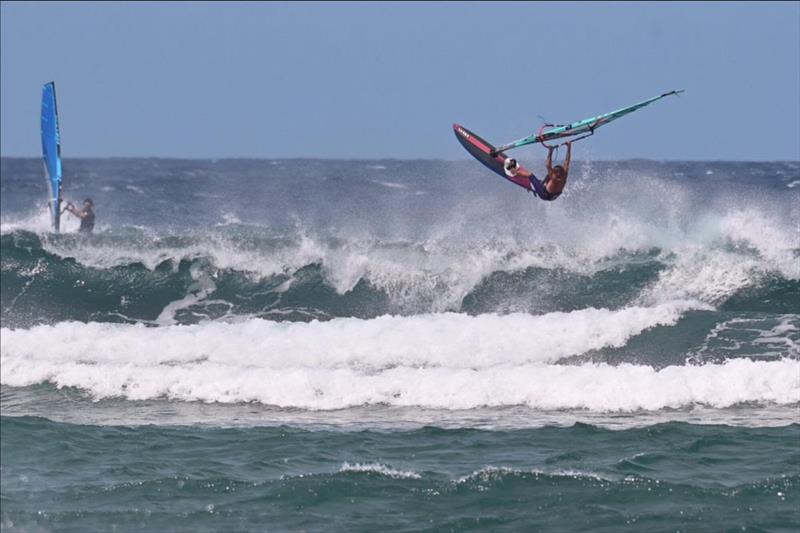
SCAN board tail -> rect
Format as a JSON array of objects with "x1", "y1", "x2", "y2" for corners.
[{"x1": 453, "y1": 124, "x2": 533, "y2": 191}]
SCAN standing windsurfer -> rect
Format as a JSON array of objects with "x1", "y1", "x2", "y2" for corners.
[{"x1": 64, "y1": 198, "x2": 95, "y2": 234}]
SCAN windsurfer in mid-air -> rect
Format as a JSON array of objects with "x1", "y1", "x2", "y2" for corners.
[
  {"x1": 503, "y1": 141, "x2": 572, "y2": 201},
  {"x1": 455, "y1": 91, "x2": 683, "y2": 202}
]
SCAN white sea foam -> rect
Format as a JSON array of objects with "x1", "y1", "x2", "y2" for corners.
[
  {"x1": 0, "y1": 207, "x2": 80, "y2": 235},
  {"x1": 4, "y1": 302, "x2": 797, "y2": 411},
  {"x1": 1, "y1": 302, "x2": 700, "y2": 369},
  {"x1": 639, "y1": 207, "x2": 799, "y2": 304},
  {"x1": 642, "y1": 246, "x2": 764, "y2": 304},
  {"x1": 38, "y1": 231, "x2": 327, "y2": 280},
  {"x1": 370, "y1": 180, "x2": 407, "y2": 189},
  {"x1": 455, "y1": 466, "x2": 610, "y2": 485},
  {"x1": 340, "y1": 462, "x2": 421, "y2": 479},
  {"x1": 216, "y1": 212, "x2": 242, "y2": 226},
  {"x1": 456, "y1": 466, "x2": 518, "y2": 484}
]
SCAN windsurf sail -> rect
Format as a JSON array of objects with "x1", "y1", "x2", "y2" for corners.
[
  {"x1": 490, "y1": 90, "x2": 684, "y2": 156},
  {"x1": 41, "y1": 81, "x2": 63, "y2": 232}
]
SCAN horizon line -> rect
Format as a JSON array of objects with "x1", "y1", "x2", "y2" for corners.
[{"x1": 2, "y1": 155, "x2": 798, "y2": 164}]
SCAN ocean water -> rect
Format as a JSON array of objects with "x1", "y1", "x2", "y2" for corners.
[{"x1": 1, "y1": 157, "x2": 798, "y2": 532}]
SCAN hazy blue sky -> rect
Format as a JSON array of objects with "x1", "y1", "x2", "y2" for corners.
[{"x1": 2, "y1": 1, "x2": 799, "y2": 160}]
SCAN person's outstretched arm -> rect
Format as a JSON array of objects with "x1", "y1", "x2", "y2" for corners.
[
  {"x1": 563, "y1": 142, "x2": 572, "y2": 174},
  {"x1": 65, "y1": 203, "x2": 86, "y2": 219},
  {"x1": 546, "y1": 146, "x2": 555, "y2": 173}
]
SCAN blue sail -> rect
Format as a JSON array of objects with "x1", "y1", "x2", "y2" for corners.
[{"x1": 41, "y1": 81, "x2": 62, "y2": 232}]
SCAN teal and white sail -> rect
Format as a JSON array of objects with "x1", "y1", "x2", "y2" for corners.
[
  {"x1": 491, "y1": 90, "x2": 684, "y2": 155},
  {"x1": 41, "y1": 81, "x2": 62, "y2": 232}
]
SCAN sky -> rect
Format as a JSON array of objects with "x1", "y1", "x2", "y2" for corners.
[{"x1": 2, "y1": 1, "x2": 799, "y2": 160}]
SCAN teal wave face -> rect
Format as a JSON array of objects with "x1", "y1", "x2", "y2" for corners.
[
  {"x1": 3, "y1": 231, "x2": 798, "y2": 329},
  {"x1": 2, "y1": 416, "x2": 798, "y2": 533}
]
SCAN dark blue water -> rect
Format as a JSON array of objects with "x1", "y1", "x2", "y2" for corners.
[{"x1": 2, "y1": 157, "x2": 799, "y2": 531}]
